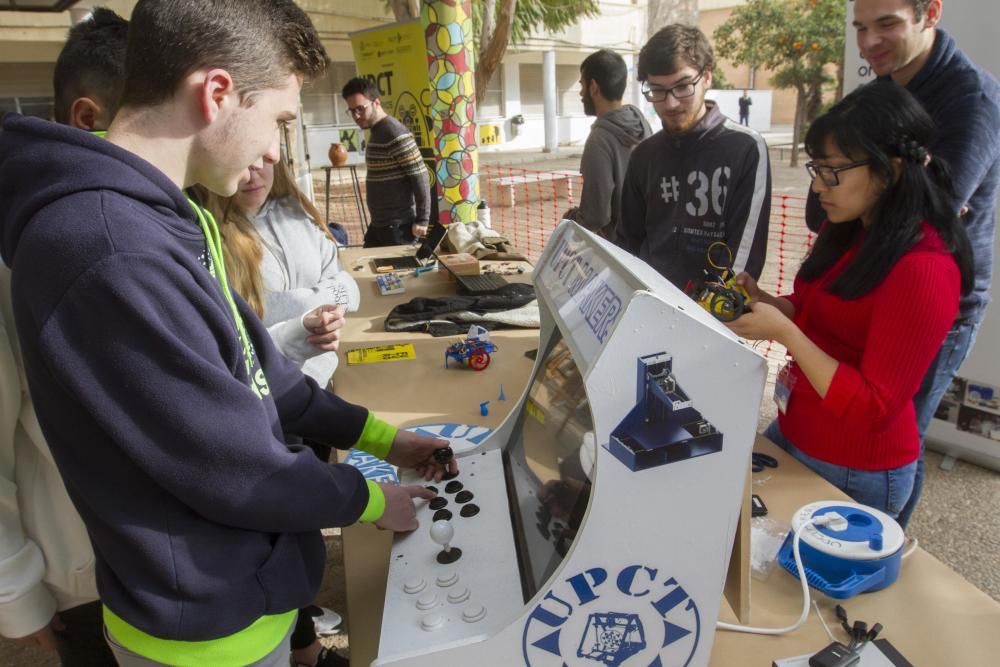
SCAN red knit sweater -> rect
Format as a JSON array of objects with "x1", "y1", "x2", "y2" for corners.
[{"x1": 778, "y1": 223, "x2": 960, "y2": 470}]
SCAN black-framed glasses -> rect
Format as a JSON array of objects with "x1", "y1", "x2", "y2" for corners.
[
  {"x1": 347, "y1": 103, "x2": 371, "y2": 117},
  {"x1": 805, "y1": 160, "x2": 870, "y2": 187},
  {"x1": 641, "y1": 72, "x2": 705, "y2": 102}
]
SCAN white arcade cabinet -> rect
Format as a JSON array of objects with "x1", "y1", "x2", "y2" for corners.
[{"x1": 373, "y1": 221, "x2": 767, "y2": 666}]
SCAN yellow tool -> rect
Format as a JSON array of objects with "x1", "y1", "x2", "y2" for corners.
[{"x1": 346, "y1": 344, "x2": 417, "y2": 365}]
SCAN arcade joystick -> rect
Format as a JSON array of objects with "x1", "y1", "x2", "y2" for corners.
[
  {"x1": 433, "y1": 446, "x2": 454, "y2": 465},
  {"x1": 431, "y1": 519, "x2": 463, "y2": 564}
]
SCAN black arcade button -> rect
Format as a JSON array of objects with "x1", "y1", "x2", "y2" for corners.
[
  {"x1": 459, "y1": 504, "x2": 480, "y2": 518},
  {"x1": 429, "y1": 497, "x2": 448, "y2": 510},
  {"x1": 445, "y1": 481, "x2": 463, "y2": 494},
  {"x1": 455, "y1": 490, "x2": 474, "y2": 503},
  {"x1": 433, "y1": 509, "x2": 453, "y2": 522}
]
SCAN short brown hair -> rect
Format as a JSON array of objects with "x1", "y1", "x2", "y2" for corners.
[
  {"x1": 121, "y1": 0, "x2": 329, "y2": 108},
  {"x1": 53, "y1": 8, "x2": 128, "y2": 124},
  {"x1": 638, "y1": 24, "x2": 715, "y2": 81},
  {"x1": 907, "y1": 0, "x2": 933, "y2": 19}
]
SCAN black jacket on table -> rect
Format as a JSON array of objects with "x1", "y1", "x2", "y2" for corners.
[{"x1": 617, "y1": 101, "x2": 771, "y2": 289}]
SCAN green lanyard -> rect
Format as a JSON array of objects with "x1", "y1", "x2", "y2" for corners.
[{"x1": 187, "y1": 198, "x2": 255, "y2": 377}]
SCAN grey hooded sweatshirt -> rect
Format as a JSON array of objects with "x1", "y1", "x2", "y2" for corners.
[{"x1": 577, "y1": 105, "x2": 653, "y2": 238}]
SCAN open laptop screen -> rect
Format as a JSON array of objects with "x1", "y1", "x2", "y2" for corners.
[{"x1": 371, "y1": 222, "x2": 448, "y2": 271}]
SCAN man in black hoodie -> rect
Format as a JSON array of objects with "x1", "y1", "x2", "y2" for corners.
[
  {"x1": 618, "y1": 25, "x2": 771, "y2": 290},
  {"x1": 573, "y1": 49, "x2": 652, "y2": 240},
  {"x1": 0, "y1": 1, "x2": 450, "y2": 664}
]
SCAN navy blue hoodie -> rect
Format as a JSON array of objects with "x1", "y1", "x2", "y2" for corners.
[
  {"x1": 0, "y1": 115, "x2": 372, "y2": 641},
  {"x1": 806, "y1": 30, "x2": 1000, "y2": 322}
]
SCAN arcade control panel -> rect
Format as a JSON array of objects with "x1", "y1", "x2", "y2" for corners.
[{"x1": 376, "y1": 447, "x2": 523, "y2": 664}]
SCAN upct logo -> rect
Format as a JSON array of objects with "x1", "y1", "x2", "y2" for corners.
[{"x1": 522, "y1": 565, "x2": 701, "y2": 667}]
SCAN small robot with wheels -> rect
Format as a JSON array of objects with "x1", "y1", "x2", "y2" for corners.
[
  {"x1": 687, "y1": 241, "x2": 752, "y2": 322},
  {"x1": 445, "y1": 325, "x2": 498, "y2": 371}
]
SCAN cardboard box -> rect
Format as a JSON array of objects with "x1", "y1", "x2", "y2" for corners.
[{"x1": 437, "y1": 252, "x2": 480, "y2": 276}]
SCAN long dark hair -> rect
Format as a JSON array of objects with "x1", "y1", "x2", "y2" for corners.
[{"x1": 799, "y1": 80, "x2": 973, "y2": 299}]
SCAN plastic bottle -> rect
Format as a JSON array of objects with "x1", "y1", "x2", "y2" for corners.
[{"x1": 477, "y1": 200, "x2": 491, "y2": 229}]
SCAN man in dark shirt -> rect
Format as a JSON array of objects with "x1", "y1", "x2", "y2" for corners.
[
  {"x1": 618, "y1": 24, "x2": 771, "y2": 290},
  {"x1": 738, "y1": 90, "x2": 752, "y2": 126},
  {"x1": 806, "y1": 0, "x2": 1000, "y2": 528},
  {"x1": 342, "y1": 78, "x2": 431, "y2": 247}
]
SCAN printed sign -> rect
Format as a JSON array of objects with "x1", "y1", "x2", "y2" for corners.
[
  {"x1": 350, "y1": 20, "x2": 436, "y2": 184},
  {"x1": 479, "y1": 124, "x2": 502, "y2": 146},
  {"x1": 536, "y1": 225, "x2": 630, "y2": 371},
  {"x1": 522, "y1": 563, "x2": 702, "y2": 666}
]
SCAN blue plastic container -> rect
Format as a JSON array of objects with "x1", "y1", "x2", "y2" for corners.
[{"x1": 777, "y1": 501, "x2": 905, "y2": 599}]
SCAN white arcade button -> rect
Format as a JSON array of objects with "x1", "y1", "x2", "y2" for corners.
[
  {"x1": 420, "y1": 612, "x2": 446, "y2": 631},
  {"x1": 461, "y1": 604, "x2": 487, "y2": 623},
  {"x1": 446, "y1": 586, "x2": 470, "y2": 604},
  {"x1": 403, "y1": 577, "x2": 426, "y2": 595},
  {"x1": 416, "y1": 593, "x2": 439, "y2": 610},
  {"x1": 436, "y1": 571, "x2": 459, "y2": 588}
]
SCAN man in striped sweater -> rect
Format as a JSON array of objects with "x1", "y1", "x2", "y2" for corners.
[
  {"x1": 618, "y1": 25, "x2": 771, "y2": 289},
  {"x1": 342, "y1": 78, "x2": 431, "y2": 247}
]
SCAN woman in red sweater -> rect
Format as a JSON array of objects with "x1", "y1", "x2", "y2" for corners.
[{"x1": 730, "y1": 81, "x2": 973, "y2": 521}]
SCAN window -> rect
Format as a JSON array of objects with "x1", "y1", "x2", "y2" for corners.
[
  {"x1": 301, "y1": 62, "x2": 361, "y2": 126},
  {"x1": 557, "y1": 65, "x2": 582, "y2": 116},
  {"x1": 477, "y1": 66, "x2": 504, "y2": 119},
  {"x1": 0, "y1": 97, "x2": 53, "y2": 120},
  {"x1": 519, "y1": 63, "x2": 586, "y2": 116}
]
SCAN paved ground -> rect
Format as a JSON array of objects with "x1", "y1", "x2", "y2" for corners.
[{"x1": 3, "y1": 130, "x2": 997, "y2": 665}]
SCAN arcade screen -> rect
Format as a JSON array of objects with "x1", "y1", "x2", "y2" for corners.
[{"x1": 505, "y1": 334, "x2": 595, "y2": 600}]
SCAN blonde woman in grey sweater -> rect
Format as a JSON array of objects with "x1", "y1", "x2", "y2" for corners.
[{"x1": 208, "y1": 159, "x2": 360, "y2": 389}]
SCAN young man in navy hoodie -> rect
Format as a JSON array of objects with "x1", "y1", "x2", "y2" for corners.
[
  {"x1": 805, "y1": 0, "x2": 1000, "y2": 528},
  {"x1": 0, "y1": 1, "x2": 451, "y2": 665}
]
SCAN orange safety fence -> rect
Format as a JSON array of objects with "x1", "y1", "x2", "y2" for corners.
[{"x1": 315, "y1": 164, "x2": 815, "y2": 374}]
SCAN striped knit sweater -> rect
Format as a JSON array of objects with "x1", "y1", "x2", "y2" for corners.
[
  {"x1": 364, "y1": 115, "x2": 430, "y2": 229},
  {"x1": 778, "y1": 223, "x2": 960, "y2": 471}
]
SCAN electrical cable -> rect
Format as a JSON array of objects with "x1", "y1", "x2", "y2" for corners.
[
  {"x1": 717, "y1": 516, "x2": 833, "y2": 635},
  {"x1": 813, "y1": 600, "x2": 837, "y2": 643}
]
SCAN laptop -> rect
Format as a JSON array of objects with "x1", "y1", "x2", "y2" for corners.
[
  {"x1": 435, "y1": 251, "x2": 509, "y2": 295},
  {"x1": 371, "y1": 222, "x2": 448, "y2": 272}
]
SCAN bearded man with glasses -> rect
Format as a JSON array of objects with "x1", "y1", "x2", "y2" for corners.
[
  {"x1": 341, "y1": 77, "x2": 431, "y2": 248},
  {"x1": 618, "y1": 24, "x2": 771, "y2": 292}
]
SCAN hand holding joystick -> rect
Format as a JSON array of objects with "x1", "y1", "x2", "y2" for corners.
[
  {"x1": 433, "y1": 446, "x2": 454, "y2": 465},
  {"x1": 431, "y1": 519, "x2": 462, "y2": 564}
]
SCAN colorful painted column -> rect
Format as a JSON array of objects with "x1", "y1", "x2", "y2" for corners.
[{"x1": 421, "y1": 0, "x2": 479, "y2": 225}]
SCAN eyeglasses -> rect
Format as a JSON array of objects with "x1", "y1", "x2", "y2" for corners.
[
  {"x1": 641, "y1": 72, "x2": 705, "y2": 102},
  {"x1": 347, "y1": 103, "x2": 371, "y2": 118},
  {"x1": 805, "y1": 160, "x2": 870, "y2": 187}
]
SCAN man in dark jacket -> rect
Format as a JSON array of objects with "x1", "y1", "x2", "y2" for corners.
[
  {"x1": 807, "y1": 0, "x2": 1000, "y2": 528},
  {"x1": 0, "y1": 1, "x2": 449, "y2": 664},
  {"x1": 573, "y1": 49, "x2": 652, "y2": 240},
  {"x1": 618, "y1": 25, "x2": 771, "y2": 290}
]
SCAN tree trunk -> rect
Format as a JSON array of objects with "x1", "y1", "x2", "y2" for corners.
[
  {"x1": 481, "y1": 0, "x2": 496, "y2": 54},
  {"x1": 790, "y1": 87, "x2": 805, "y2": 167},
  {"x1": 476, "y1": 0, "x2": 517, "y2": 97}
]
